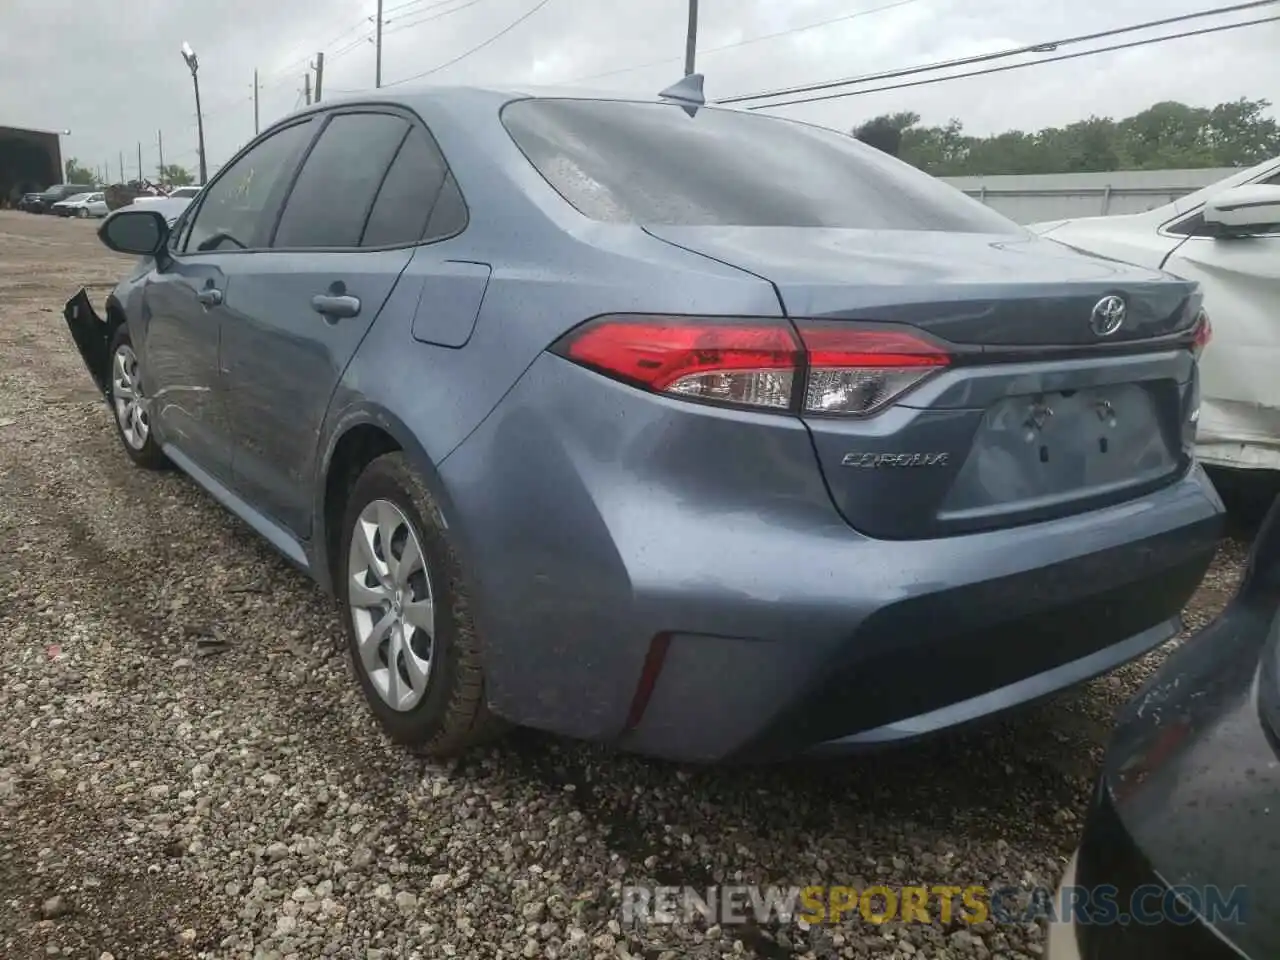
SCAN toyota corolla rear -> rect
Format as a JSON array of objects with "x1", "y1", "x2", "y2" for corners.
[{"x1": 432, "y1": 95, "x2": 1225, "y2": 762}]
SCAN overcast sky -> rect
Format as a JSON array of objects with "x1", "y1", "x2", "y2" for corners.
[{"x1": 3, "y1": 0, "x2": 1278, "y2": 181}]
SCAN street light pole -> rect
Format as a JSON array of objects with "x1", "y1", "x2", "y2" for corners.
[
  {"x1": 375, "y1": 0, "x2": 384, "y2": 88},
  {"x1": 684, "y1": 0, "x2": 699, "y2": 76},
  {"x1": 182, "y1": 42, "x2": 208, "y2": 185}
]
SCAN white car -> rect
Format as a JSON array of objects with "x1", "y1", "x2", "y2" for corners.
[
  {"x1": 52, "y1": 192, "x2": 109, "y2": 219},
  {"x1": 1029, "y1": 157, "x2": 1280, "y2": 474},
  {"x1": 133, "y1": 186, "x2": 202, "y2": 203}
]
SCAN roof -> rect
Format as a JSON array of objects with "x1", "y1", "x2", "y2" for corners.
[
  {"x1": 312, "y1": 81, "x2": 710, "y2": 112},
  {"x1": 0, "y1": 124, "x2": 64, "y2": 137}
]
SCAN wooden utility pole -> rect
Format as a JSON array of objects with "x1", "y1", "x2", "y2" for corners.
[
  {"x1": 118, "y1": 152, "x2": 124, "y2": 184},
  {"x1": 157, "y1": 130, "x2": 165, "y2": 186},
  {"x1": 304, "y1": 72, "x2": 312, "y2": 105},
  {"x1": 312, "y1": 51, "x2": 324, "y2": 103},
  {"x1": 137, "y1": 142, "x2": 143, "y2": 183},
  {"x1": 375, "y1": 0, "x2": 384, "y2": 88},
  {"x1": 254, "y1": 69, "x2": 260, "y2": 134}
]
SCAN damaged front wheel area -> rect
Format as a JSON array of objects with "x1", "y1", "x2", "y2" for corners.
[{"x1": 107, "y1": 327, "x2": 166, "y2": 470}]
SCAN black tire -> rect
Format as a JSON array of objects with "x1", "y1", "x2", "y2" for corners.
[
  {"x1": 337, "y1": 452, "x2": 504, "y2": 756},
  {"x1": 76, "y1": 207, "x2": 89, "y2": 219},
  {"x1": 106, "y1": 326, "x2": 167, "y2": 469}
]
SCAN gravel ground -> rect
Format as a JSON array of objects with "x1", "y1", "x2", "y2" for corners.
[{"x1": 0, "y1": 209, "x2": 1252, "y2": 960}]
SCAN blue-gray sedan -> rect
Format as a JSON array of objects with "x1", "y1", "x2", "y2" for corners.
[{"x1": 63, "y1": 85, "x2": 1224, "y2": 762}]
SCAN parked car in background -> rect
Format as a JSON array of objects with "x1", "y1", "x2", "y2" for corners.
[
  {"x1": 1048, "y1": 495, "x2": 1280, "y2": 960},
  {"x1": 30, "y1": 183, "x2": 97, "y2": 214},
  {"x1": 51, "y1": 193, "x2": 91, "y2": 216},
  {"x1": 1030, "y1": 156, "x2": 1280, "y2": 477},
  {"x1": 133, "y1": 186, "x2": 202, "y2": 205},
  {"x1": 52, "y1": 192, "x2": 109, "y2": 219},
  {"x1": 64, "y1": 86, "x2": 1224, "y2": 762},
  {"x1": 112, "y1": 195, "x2": 192, "y2": 225},
  {"x1": 18, "y1": 192, "x2": 44, "y2": 212}
]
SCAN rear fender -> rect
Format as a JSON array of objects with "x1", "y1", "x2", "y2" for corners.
[{"x1": 62, "y1": 287, "x2": 119, "y2": 396}]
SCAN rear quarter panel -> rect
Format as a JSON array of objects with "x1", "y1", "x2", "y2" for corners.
[{"x1": 312, "y1": 92, "x2": 784, "y2": 586}]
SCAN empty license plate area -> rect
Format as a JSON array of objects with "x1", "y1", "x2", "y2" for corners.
[{"x1": 940, "y1": 383, "x2": 1178, "y2": 518}]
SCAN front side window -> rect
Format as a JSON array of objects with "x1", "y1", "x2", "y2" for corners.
[
  {"x1": 184, "y1": 119, "x2": 315, "y2": 253},
  {"x1": 501, "y1": 98, "x2": 1019, "y2": 234},
  {"x1": 273, "y1": 112, "x2": 410, "y2": 249}
]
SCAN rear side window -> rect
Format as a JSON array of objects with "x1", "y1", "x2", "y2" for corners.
[
  {"x1": 426, "y1": 174, "x2": 467, "y2": 239},
  {"x1": 273, "y1": 112, "x2": 410, "y2": 249},
  {"x1": 362, "y1": 126, "x2": 463, "y2": 247},
  {"x1": 501, "y1": 98, "x2": 1018, "y2": 234}
]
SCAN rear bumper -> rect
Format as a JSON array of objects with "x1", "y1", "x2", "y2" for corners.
[
  {"x1": 647, "y1": 498, "x2": 1218, "y2": 762},
  {"x1": 440, "y1": 355, "x2": 1225, "y2": 762}
]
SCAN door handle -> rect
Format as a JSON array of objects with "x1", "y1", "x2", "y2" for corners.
[
  {"x1": 196, "y1": 287, "x2": 223, "y2": 307},
  {"x1": 311, "y1": 294, "x2": 362, "y2": 319}
]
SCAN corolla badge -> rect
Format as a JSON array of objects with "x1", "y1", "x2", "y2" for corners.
[
  {"x1": 841, "y1": 452, "x2": 950, "y2": 468},
  {"x1": 1090, "y1": 295, "x2": 1127, "y2": 337}
]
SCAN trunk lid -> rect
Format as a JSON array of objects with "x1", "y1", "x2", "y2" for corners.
[
  {"x1": 645, "y1": 226, "x2": 1196, "y2": 345},
  {"x1": 647, "y1": 226, "x2": 1204, "y2": 540}
]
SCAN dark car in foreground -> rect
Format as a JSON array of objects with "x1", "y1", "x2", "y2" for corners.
[
  {"x1": 1048, "y1": 496, "x2": 1280, "y2": 960},
  {"x1": 63, "y1": 85, "x2": 1224, "y2": 762}
]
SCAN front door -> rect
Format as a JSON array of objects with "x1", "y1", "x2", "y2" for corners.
[
  {"x1": 139, "y1": 256, "x2": 233, "y2": 479},
  {"x1": 153, "y1": 117, "x2": 319, "y2": 482}
]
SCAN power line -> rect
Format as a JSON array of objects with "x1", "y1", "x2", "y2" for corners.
[
  {"x1": 266, "y1": 17, "x2": 375, "y2": 83},
  {"x1": 328, "y1": 31, "x2": 375, "y2": 62},
  {"x1": 744, "y1": 13, "x2": 1280, "y2": 110},
  {"x1": 721, "y1": 0, "x2": 1280, "y2": 105},
  {"x1": 383, "y1": 0, "x2": 466, "y2": 17},
  {"x1": 565, "y1": 0, "x2": 924, "y2": 85},
  {"x1": 383, "y1": 0, "x2": 491, "y2": 36},
  {"x1": 383, "y1": 0, "x2": 555, "y2": 86}
]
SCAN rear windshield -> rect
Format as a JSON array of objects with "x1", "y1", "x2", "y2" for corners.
[{"x1": 501, "y1": 98, "x2": 1018, "y2": 234}]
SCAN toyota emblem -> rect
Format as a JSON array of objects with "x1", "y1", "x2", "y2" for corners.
[{"x1": 1090, "y1": 295, "x2": 1127, "y2": 337}]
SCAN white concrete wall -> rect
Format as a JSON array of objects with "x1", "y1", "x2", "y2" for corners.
[{"x1": 938, "y1": 167, "x2": 1237, "y2": 223}]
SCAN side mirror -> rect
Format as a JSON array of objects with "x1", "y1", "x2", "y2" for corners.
[
  {"x1": 98, "y1": 209, "x2": 169, "y2": 257},
  {"x1": 1202, "y1": 184, "x2": 1280, "y2": 237}
]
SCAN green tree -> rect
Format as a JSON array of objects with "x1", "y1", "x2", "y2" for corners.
[
  {"x1": 65, "y1": 158, "x2": 97, "y2": 184},
  {"x1": 160, "y1": 164, "x2": 195, "y2": 186},
  {"x1": 853, "y1": 111, "x2": 919, "y2": 157},
  {"x1": 900, "y1": 118, "x2": 969, "y2": 174},
  {"x1": 863, "y1": 98, "x2": 1280, "y2": 176}
]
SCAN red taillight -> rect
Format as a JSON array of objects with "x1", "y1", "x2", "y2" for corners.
[
  {"x1": 796, "y1": 322, "x2": 950, "y2": 417},
  {"x1": 1191, "y1": 309, "x2": 1212, "y2": 358},
  {"x1": 553, "y1": 315, "x2": 950, "y2": 416}
]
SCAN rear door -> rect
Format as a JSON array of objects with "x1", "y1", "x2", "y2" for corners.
[{"x1": 220, "y1": 108, "x2": 444, "y2": 537}]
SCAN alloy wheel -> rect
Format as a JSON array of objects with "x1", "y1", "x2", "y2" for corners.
[
  {"x1": 111, "y1": 344, "x2": 150, "y2": 450},
  {"x1": 347, "y1": 499, "x2": 435, "y2": 712}
]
